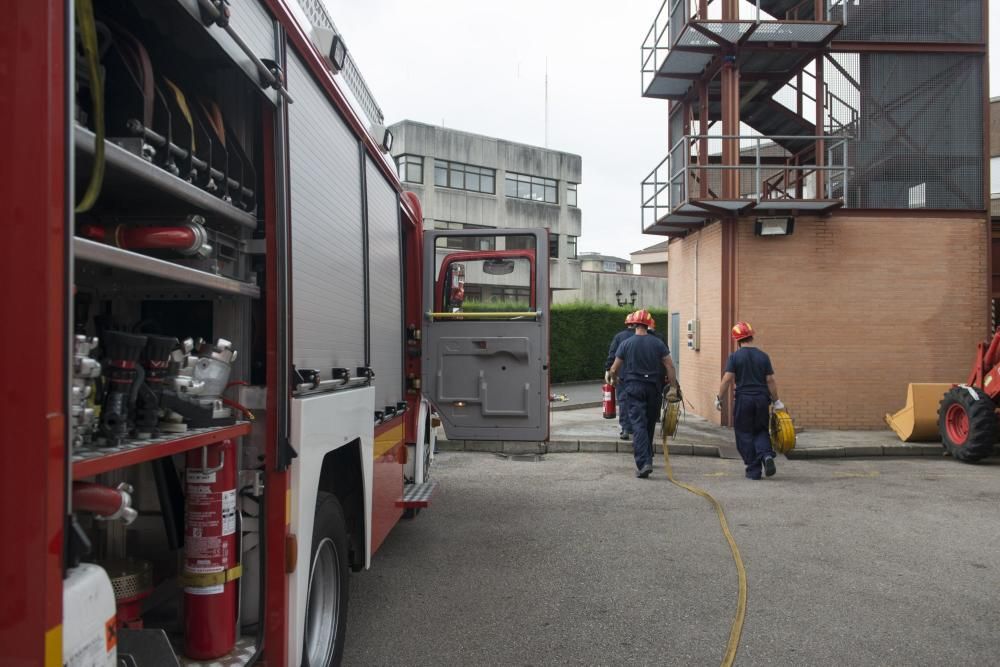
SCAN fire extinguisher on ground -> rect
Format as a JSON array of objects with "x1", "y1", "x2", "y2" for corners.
[
  {"x1": 602, "y1": 381, "x2": 617, "y2": 420},
  {"x1": 183, "y1": 439, "x2": 239, "y2": 660}
]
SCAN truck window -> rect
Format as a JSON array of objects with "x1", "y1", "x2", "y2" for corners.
[{"x1": 434, "y1": 234, "x2": 537, "y2": 314}]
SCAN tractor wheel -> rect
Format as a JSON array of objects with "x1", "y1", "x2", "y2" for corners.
[{"x1": 937, "y1": 387, "x2": 998, "y2": 463}]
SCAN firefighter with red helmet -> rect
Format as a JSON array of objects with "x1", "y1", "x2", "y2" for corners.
[
  {"x1": 609, "y1": 309, "x2": 678, "y2": 478},
  {"x1": 605, "y1": 311, "x2": 638, "y2": 440},
  {"x1": 716, "y1": 321, "x2": 784, "y2": 480}
]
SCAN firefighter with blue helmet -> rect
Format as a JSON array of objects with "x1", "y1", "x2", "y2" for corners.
[
  {"x1": 605, "y1": 311, "x2": 637, "y2": 440},
  {"x1": 716, "y1": 321, "x2": 784, "y2": 480},
  {"x1": 609, "y1": 309, "x2": 678, "y2": 478}
]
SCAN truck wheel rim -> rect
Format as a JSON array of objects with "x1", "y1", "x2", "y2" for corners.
[
  {"x1": 305, "y1": 537, "x2": 339, "y2": 665},
  {"x1": 945, "y1": 403, "x2": 969, "y2": 445}
]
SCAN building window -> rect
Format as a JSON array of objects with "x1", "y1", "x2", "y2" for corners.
[
  {"x1": 549, "y1": 233, "x2": 560, "y2": 259},
  {"x1": 908, "y1": 182, "x2": 926, "y2": 209},
  {"x1": 433, "y1": 221, "x2": 496, "y2": 251},
  {"x1": 505, "y1": 172, "x2": 558, "y2": 204},
  {"x1": 505, "y1": 235, "x2": 536, "y2": 251},
  {"x1": 433, "y1": 160, "x2": 496, "y2": 194},
  {"x1": 566, "y1": 235, "x2": 578, "y2": 259},
  {"x1": 992, "y1": 156, "x2": 1000, "y2": 198},
  {"x1": 602, "y1": 261, "x2": 617, "y2": 272},
  {"x1": 396, "y1": 154, "x2": 423, "y2": 184},
  {"x1": 567, "y1": 183, "x2": 578, "y2": 207}
]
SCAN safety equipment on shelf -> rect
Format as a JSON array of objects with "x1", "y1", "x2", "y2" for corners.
[
  {"x1": 134, "y1": 335, "x2": 180, "y2": 438},
  {"x1": 72, "y1": 335, "x2": 101, "y2": 449},
  {"x1": 98, "y1": 331, "x2": 147, "y2": 447},
  {"x1": 731, "y1": 321, "x2": 755, "y2": 342},
  {"x1": 161, "y1": 338, "x2": 239, "y2": 429},
  {"x1": 101, "y1": 557, "x2": 154, "y2": 630},
  {"x1": 183, "y1": 439, "x2": 240, "y2": 660},
  {"x1": 770, "y1": 408, "x2": 796, "y2": 455},
  {"x1": 602, "y1": 382, "x2": 617, "y2": 419}
]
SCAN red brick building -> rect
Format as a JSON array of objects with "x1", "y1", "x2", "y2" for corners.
[{"x1": 640, "y1": 1, "x2": 990, "y2": 428}]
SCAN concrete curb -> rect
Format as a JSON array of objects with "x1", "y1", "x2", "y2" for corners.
[
  {"x1": 551, "y1": 401, "x2": 603, "y2": 412},
  {"x1": 438, "y1": 438, "x2": 949, "y2": 459}
]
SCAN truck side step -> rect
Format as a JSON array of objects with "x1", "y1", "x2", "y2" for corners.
[{"x1": 396, "y1": 480, "x2": 437, "y2": 508}]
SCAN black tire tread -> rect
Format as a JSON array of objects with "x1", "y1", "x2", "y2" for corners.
[
  {"x1": 303, "y1": 492, "x2": 350, "y2": 667},
  {"x1": 937, "y1": 387, "x2": 997, "y2": 463}
]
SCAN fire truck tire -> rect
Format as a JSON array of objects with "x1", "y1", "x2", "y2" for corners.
[
  {"x1": 303, "y1": 492, "x2": 350, "y2": 667},
  {"x1": 937, "y1": 387, "x2": 998, "y2": 463}
]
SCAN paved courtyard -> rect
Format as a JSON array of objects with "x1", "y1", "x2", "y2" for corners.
[{"x1": 345, "y1": 451, "x2": 1000, "y2": 666}]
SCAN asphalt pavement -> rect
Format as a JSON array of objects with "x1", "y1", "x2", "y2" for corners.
[{"x1": 344, "y1": 452, "x2": 1000, "y2": 666}]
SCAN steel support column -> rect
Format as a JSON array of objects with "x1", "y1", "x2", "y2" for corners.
[
  {"x1": 699, "y1": 81, "x2": 709, "y2": 198},
  {"x1": 720, "y1": 217, "x2": 737, "y2": 427},
  {"x1": 814, "y1": 54, "x2": 825, "y2": 198},
  {"x1": 721, "y1": 59, "x2": 740, "y2": 199}
]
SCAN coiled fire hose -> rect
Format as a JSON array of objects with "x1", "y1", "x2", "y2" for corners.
[
  {"x1": 76, "y1": 0, "x2": 106, "y2": 213},
  {"x1": 661, "y1": 407, "x2": 747, "y2": 667}
]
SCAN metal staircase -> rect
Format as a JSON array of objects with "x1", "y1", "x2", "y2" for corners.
[{"x1": 639, "y1": 0, "x2": 862, "y2": 231}]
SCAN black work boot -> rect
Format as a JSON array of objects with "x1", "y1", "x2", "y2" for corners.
[{"x1": 764, "y1": 456, "x2": 777, "y2": 478}]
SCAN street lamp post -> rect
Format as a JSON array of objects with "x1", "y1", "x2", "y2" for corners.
[{"x1": 615, "y1": 290, "x2": 638, "y2": 308}]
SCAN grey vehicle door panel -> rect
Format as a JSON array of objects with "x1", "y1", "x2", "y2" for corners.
[{"x1": 422, "y1": 229, "x2": 549, "y2": 441}]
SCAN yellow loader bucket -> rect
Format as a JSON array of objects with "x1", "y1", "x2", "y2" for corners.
[{"x1": 884, "y1": 383, "x2": 952, "y2": 442}]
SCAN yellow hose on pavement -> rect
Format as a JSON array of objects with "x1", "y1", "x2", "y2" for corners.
[{"x1": 662, "y1": 426, "x2": 747, "y2": 667}]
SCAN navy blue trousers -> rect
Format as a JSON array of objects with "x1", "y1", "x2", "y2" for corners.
[
  {"x1": 733, "y1": 392, "x2": 775, "y2": 479},
  {"x1": 616, "y1": 384, "x2": 631, "y2": 433},
  {"x1": 625, "y1": 381, "x2": 661, "y2": 470}
]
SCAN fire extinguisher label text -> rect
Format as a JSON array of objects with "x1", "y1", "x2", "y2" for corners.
[{"x1": 222, "y1": 489, "x2": 236, "y2": 536}]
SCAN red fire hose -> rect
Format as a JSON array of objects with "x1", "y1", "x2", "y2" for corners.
[
  {"x1": 79, "y1": 215, "x2": 209, "y2": 256},
  {"x1": 116, "y1": 225, "x2": 198, "y2": 251},
  {"x1": 72, "y1": 481, "x2": 138, "y2": 524}
]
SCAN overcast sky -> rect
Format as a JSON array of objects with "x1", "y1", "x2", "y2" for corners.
[{"x1": 328, "y1": 0, "x2": 1000, "y2": 260}]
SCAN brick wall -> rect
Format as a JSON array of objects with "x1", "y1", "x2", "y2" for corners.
[
  {"x1": 667, "y1": 222, "x2": 723, "y2": 424},
  {"x1": 735, "y1": 213, "x2": 989, "y2": 429}
]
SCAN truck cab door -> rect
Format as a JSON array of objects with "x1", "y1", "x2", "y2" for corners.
[{"x1": 422, "y1": 228, "x2": 549, "y2": 441}]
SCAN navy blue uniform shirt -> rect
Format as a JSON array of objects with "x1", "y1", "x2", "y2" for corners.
[
  {"x1": 724, "y1": 346, "x2": 774, "y2": 396},
  {"x1": 616, "y1": 335, "x2": 670, "y2": 386},
  {"x1": 605, "y1": 328, "x2": 635, "y2": 370}
]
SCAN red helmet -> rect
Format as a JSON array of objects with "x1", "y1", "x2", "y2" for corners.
[
  {"x1": 731, "y1": 321, "x2": 754, "y2": 341},
  {"x1": 632, "y1": 309, "x2": 654, "y2": 328},
  {"x1": 624, "y1": 311, "x2": 636, "y2": 325}
]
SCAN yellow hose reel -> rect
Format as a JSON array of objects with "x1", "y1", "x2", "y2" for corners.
[
  {"x1": 770, "y1": 409, "x2": 796, "y2": 455},
  {"x1": 663, "y1": 399, "x2": 681, "y2": 438}
]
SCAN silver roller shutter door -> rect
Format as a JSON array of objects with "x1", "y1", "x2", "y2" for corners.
[
  {"x1": 287, "y1": 53, "x2": 366, "y2": 377},
  {"x1": 365, "y1": 157, "x2": 403, "y2": 410}
]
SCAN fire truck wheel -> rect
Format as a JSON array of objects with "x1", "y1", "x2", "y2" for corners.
[
  {"x1": 303, "y1": 492, "x2": 350, "y2": 666},
  {"x1": 937, "y1": 387, "x2": 998, "y2": 463}
]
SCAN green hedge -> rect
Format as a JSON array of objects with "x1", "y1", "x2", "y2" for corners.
[{"x1": 549, "y1": 303, "x2": 668, "y2": 384}]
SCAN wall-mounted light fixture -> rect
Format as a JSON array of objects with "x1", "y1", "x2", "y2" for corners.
[
  {"x1": 311, "y1": 27, "x2": 348, "y2": 73},
  {"x1": 616, "y1": 290, "x2": 638, "y2": 307},
  {"x1": 754, "y1": 217, "x2": 795, "y2": 237}
]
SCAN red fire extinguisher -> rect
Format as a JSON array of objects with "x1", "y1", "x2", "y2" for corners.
[
  {"x1": 183, "y1": 439, "x2": 238, "y2": 660},
  {"x1": 602, "y1": 382, "x2": 617, "y2": 419}
]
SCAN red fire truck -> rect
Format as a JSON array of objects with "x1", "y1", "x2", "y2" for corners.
[{"x1": 1, "y1": 1, "x2": 549, "y2": 664}]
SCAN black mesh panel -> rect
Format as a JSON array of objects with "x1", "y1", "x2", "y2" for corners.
[
  {"x1": 830, "y1": 0, "x2": 983, "y2": 43},
  {"x1": 825, "y1": 53, "x2": 983, "y2": 210}
]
